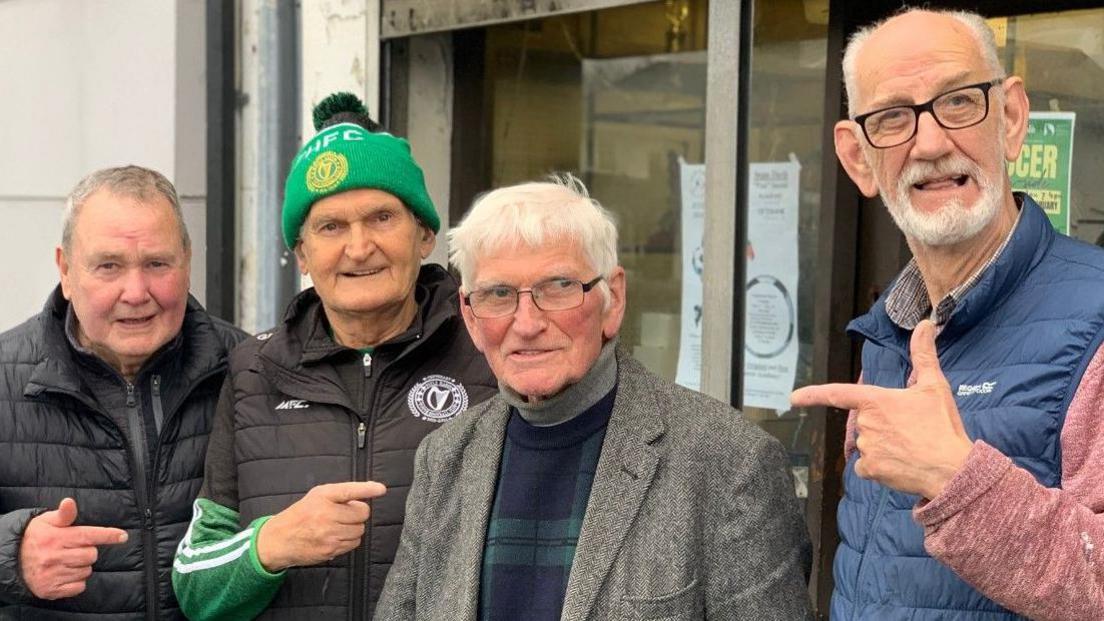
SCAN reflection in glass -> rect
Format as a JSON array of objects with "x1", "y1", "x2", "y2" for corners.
[
  {"x1": 742, "y1": 0, "x2": 829, "y2": 502},
  {"x1": 480, "y1": 1, "x2": 709, "y2": 381},
  {"x1": 992, "y1": 9, "x2": 1104, "y2": 244}
]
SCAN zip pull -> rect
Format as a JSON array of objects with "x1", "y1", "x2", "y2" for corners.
[
  {"x1": 126, "y1": 383, "x2": 136, "y2": 407},
  {"x1": 150, "y1": 375, "x2": 165, "y2": 434},
  {"x1": 144, "y1": 508, "x2": 154, "y2": 530},
  {"x1": 356, "y1": 422, "x2": 366, "y2": 449},
  {"x1": 362, "y1": 352, "x2": 373, "y2": 378}
]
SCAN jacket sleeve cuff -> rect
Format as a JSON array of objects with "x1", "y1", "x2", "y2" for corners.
[
  {"x1": 913, "y1": 441, "x2": 1012, "y2": 526},
  {"x1": 247, "y1": 516, "x2": 287, "y2": 580},
  {"x1": 0, "y1": 508, "x2": 48, "y2": 604}
]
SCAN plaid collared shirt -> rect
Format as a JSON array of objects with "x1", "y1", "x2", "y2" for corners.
[{"x1": 885, "y1": 205, "x2": 1023, "y2": 330}]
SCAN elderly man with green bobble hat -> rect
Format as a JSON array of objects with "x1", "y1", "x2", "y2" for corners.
[{"x1": 172, "y1": 92, "x2": 497, "y2": 620}]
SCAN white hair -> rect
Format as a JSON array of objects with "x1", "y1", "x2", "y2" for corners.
[
  {"x1": 448, "y1": 173, "x2": 619, "y2": 296},
  {"x1": 842, "y1": 8, "x2": 1005, "y2": 117}
]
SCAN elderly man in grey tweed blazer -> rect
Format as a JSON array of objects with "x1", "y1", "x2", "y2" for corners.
[{"x1": 375, "y1": 175, "x2": 813, "y2": 621}]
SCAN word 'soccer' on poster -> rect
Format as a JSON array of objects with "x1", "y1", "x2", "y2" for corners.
[
  {"x1": 742, "y1": 159, "x2": 800, "y2": 414},
  {"x1": 1009, "y1": 111, "x2": 1075, "y2": 235}
]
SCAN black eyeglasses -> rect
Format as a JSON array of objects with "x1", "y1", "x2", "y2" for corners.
[
  {"x1": 853, "y1": 78, "x2": 1004, "y2": 149},
  {"x1": 463, "y1": 276, "x2": 604, "y2": 318}
]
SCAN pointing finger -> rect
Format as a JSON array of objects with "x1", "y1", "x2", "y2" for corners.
[
  {"x1": 69, "y1": 526, "x2": 129, "y2": 547},
  {"x1": 791, "y1": 383, "x2": 880, "y2": 411},
  {"x1": 910, "y1": 320, "x2": 947, "y2": 387},
  {"x1": 318, "y1": 481, "x2": 388, "y2": 504}
]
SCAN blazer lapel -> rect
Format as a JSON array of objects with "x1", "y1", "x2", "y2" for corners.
[
  {"x1": 454, "y1": 402, "x2": 511, "y2": 620},
  {"x1": 560, "y1": 356, "x2": 665, "y2": 620}
]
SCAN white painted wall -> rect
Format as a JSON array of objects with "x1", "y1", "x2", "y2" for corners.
[
  {"x1": 405, "y1": 33, "x2": 454, "y2": 268},
  {"x1": 291, "y1": 0, "x2": 380, "y2": 295},
  {"x1": 300, "y1": 0, "x2": 381, "y2": 141},
  {"x1": 0, "y1": 0, "x2": 207, "y2": 331}
]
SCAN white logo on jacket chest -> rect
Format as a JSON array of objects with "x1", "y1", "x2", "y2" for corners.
[
  {"x1": 275, "y1": 399, "x2": 311, "y2": 410},
  {"x1": 956, "y1": 381, "x2": 997, "y2": 397},
  {"x1": 407, "y1": 375, "x2": 468, "y2": 423}
]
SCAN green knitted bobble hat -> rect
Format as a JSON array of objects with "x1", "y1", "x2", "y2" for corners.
[{"x1": 281, "y1": 92, "x2": 439, "y2": 248}]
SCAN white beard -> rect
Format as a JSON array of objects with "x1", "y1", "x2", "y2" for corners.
[{"x1": 879, "y1": 154, "x2": 1004, "y2": 247}]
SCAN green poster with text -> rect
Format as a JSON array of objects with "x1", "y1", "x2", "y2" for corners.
[{"x1": 1008, "y1": 111, "x2": 1075, "y2": 234}]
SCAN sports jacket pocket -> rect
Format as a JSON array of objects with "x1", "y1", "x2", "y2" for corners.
[{"x1": 619, "y1": 574, "x2": 702, "y2": 620}]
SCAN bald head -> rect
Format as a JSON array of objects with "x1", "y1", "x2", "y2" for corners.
[{"x1": 843, "y1": 10, "x2": 1004, "y2": 117}]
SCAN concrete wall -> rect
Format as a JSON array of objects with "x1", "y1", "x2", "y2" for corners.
[
  {"x1": 291, "y1": 0, "x2": 380, "y2": 295},
  {"x1": 405, "y1": 33, "x2": 453, "y2": 268},
  {"x1": 0, "y1": 0, "x2": 207, "y2": 331}
]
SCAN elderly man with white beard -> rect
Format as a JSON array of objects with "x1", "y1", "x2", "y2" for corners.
[{"x1": 790, "y1": 8, "x2": 1104, "y2": 621}]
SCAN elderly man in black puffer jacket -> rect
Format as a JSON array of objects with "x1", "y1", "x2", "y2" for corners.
[{"x1": 0, "y1": 165, "x2": 246, "y2": 620}]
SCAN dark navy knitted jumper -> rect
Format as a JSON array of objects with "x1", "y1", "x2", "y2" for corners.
[{"x1": 477, "y1": 387, "x2": 616, "y2": 621}]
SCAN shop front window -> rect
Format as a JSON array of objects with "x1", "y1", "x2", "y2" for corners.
[
  {"x1": 992, "y1": 8, "x2": 1104, "y2": 244},
  {"x1": 474, "y1": 0, "x2": 709, "y2": 382},
  {"x1": 740, "y1": 0, "x2": 829, "y2": 501}
]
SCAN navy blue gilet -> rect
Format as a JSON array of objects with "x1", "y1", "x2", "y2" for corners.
[{"x1": 833, "y1": 195, "x2": 1104, "y2": 620}]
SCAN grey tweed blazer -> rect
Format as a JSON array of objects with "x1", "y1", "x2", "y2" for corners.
[{"x1": 375, "y1": 350, "x2": 813, "y2": 620}]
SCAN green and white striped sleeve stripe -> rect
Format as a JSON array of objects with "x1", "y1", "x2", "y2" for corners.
[{"x1": 172, "y1": 498, "x2": 286, "y2": 621}]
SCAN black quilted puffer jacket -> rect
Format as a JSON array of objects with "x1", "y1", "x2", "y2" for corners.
[
  {"x1": 0, "y1": 286, "x2": 246, "y2": 620},
  {"x1": 198, "y1": 264, "x2": 498, "y2": 620}
]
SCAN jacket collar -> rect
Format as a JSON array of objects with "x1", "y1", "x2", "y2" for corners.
[
  {"x1": 939, "y1": 194, "x2": 1053, "y2": 341},
  {"x1": 848, "y1": 193, "x2": 1053, "y2": 350},
  {"x1": 263, "y1": 263, "x2": 462, "y2": 370},
  {"x1": 25, "y1": 285, "x2": 227, "y2": 404}
]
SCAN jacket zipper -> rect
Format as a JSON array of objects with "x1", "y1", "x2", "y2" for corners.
[
  {"x1": 35, "y1": 365, "x2": 226, "y2": 620},
  {"x1": 350, "y1": 419, "x2": 367, "y2": 621},
  {"x1": 124, "y1": 382, "x2": 159, "y2": 621},
  {"x1": 352, "y1": 349, "x2": 387, "y2": 620},
  {"x1": 148, "y1": 375, "x2": 165, "y2": 619},
  {"x1": 362, "y1": 353, "x2": 379, "y2": 618},
  {"x1": 145, "y1": 366, "x2": 226, "y2": 619},
  {"x1": 151, "y1": 375, "x2": 164, "y2": 433},
  {"x1": 350, "y1": 352, "x2": 373, "y2": 621}
]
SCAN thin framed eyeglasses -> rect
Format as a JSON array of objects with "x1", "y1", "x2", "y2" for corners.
[
  {"x1": 463, "y1": 276, "x2": 604, "y2": 318},
  {"x1": 853, "y1": 78, "x2": 1004, "y2": 149}
]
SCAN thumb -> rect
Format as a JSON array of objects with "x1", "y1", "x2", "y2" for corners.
[
  {"x1": 44, "y1": 498, "x2": 78, "y2": 527},
  {"x1": 910, "y1": 320, "x2": 946, "y2": 387}
]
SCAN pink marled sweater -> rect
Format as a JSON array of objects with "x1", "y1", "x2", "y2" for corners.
[{"x1": 845, "y1": 345, "x2": 1104, "y2": 620}]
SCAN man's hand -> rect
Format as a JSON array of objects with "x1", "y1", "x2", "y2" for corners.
[
  {"x1": 20, "y1": 498, "x2": 129, "y2": 600},
  {"x1": 791, "y1": 320, "x2": 974, "y2": 499},
  {"x1": 256, "y1": 481, "x2": 387, "y2": 572}
]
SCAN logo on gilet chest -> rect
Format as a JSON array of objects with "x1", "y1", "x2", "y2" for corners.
[
  {"x1": 407, "y1": 374, "x2": 468, "y2": 422},
  {"x1": 275, "y1": 399, "x2": 311, "y2": 411},
  {"x1": 956, "y1": 381, "x2": 997, "y2": 397}
]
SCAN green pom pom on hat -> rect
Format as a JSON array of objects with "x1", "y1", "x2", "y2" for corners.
[
  {"x1": 311, "y1": 92, "x2": 368, "y2": 131},
  {"x1": 282, "y1": 92, "x2": 439, "y2": 248}
]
